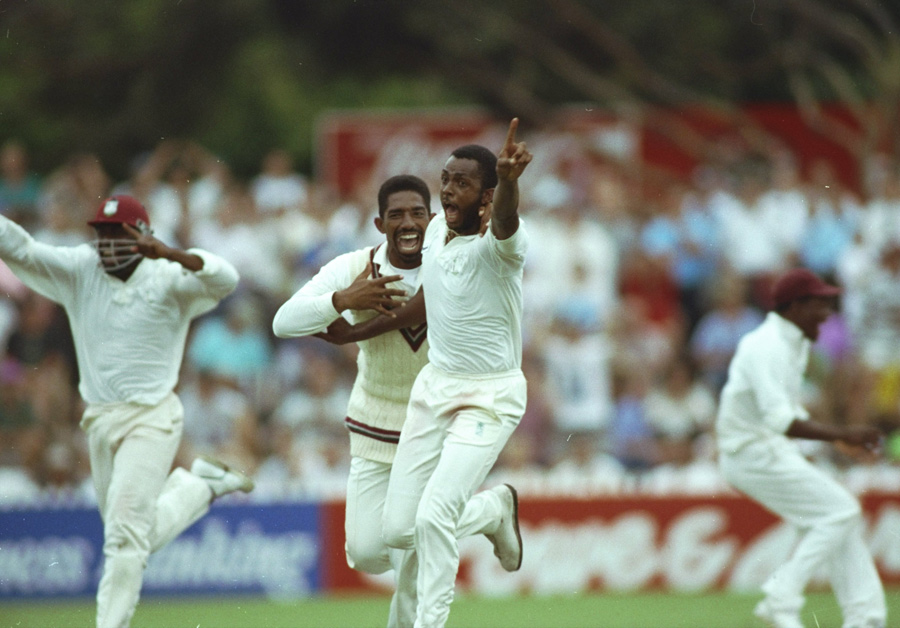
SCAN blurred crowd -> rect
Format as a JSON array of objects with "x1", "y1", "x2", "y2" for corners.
[{"x1": 2, "y1": 130, "x2": 900, "y2": 509}]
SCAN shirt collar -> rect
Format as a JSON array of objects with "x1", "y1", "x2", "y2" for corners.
[
  {"x1": 769, "y1": 311, "x2": 808, "y2": 349},
  {"x1": 372, "y1": 243, "x2": 389, "y2": 268}
]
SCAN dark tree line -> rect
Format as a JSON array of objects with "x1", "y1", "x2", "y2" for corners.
[{"x1": 2, "y1": 0, "x2": 899, "y2": 180}]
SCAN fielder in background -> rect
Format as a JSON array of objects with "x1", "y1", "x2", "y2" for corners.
[
  {"x1": 716, "y1": 268, "x2": 886, "y2": 628},
  {"x1": 273, "y1": 174, "x2": 520, "y2": 628},
  {"x1": 319, "y1": 118, "x2": 532, "y2": 628},
  {"x1": 0, "y1": 194, "x2": 254, "y2": 628}
]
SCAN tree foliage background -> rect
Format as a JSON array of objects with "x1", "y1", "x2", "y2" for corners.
[{"x1": 2, "y1": 0, "x2": 900, "y2": 181}]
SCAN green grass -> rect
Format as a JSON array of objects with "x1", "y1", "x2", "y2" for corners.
[{"x1": 3, "y1": 591, "x2": 898, "y2": 628}]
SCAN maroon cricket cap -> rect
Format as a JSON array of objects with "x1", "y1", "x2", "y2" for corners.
[
  {"x1": 87, "y1": 195, "x2": 151, "y2": 229},
  {"x1": 771, "y1": 268, "x2": 840, "y2": 308}
]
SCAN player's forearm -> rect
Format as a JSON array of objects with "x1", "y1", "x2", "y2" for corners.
[
  {"x1": 785, "y1": 419, "x2": 844, "y2": 442},
  {"x1": 490, "y1": 179, "x2": 520, "y2": 240},
  {"x1": 163, "y1": 247, "x2": 204, "y2": 272},
  {"x1": 346, "y1": 290, "x2": 425, "y2": 341}
]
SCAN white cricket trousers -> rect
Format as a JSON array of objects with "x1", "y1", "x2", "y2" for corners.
[
  {"x1": 720, "y1": 440, "x2": 886, "y2": 628},
  {"x1": 346, "y1": 457, "x2": 418, "y2": 628},
  {"x1": 347, "y1": 455, "x2": 507, "y2": 628},
  {"x1": 82, "y1": 392, "x2": 214, "y2": 628},
  {"x1": 382, "y1": 364, "x2": 527, "y2": 628}
]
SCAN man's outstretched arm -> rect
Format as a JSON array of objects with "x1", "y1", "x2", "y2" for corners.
[{"x1": 491, "y1": 118, "x2": 533, "y2": 241}]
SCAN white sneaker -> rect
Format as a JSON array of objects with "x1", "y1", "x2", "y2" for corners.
[
  {"x1": 191, "y1": 456, "x2": 254, "y2": 498},
  {"x1": 753, "y1": 598, "x2": 804, "y2": 628},
  {"x1": 485, "y1": 484, "x2": 522, "y2": 572}
]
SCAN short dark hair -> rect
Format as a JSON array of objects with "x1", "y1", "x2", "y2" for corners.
[
  {"x1": 450, "y1": 145, "x2": 498, "y2": 190},
  {"x1": 377, "y1": 175, "x2": 432, "y2": 217}
]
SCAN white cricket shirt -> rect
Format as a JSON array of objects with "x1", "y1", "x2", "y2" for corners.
[
  {"x1": 716, "y1": 311, "x2": 811, "y2": 455},
  {"x1": 272, "y1": 244, "x2": 420, "y2": 336},
  {"x1": 0, "y1": 216, "x2": 239, "y2": 406},
  {"x1": 272, "y1": 244, "x2": 429, "y2": 463},
  {"x1": 421, "y1": 213, "x2": 527, "y2": 375}
]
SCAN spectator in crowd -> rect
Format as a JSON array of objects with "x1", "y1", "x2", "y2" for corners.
[
  {"x1": 607, "y1": 364, "x2": 658, "y2": 472},
  {"x1": 187, "y1": 294, "x2": 274, "y2": 401},
  {"x1": 639, "y1": 182, "x2": 720, "y2": 332},
  {"x1": 853, "y1": 241, "x2": 900, "y2": 422},
  {"x1": 690, "y1": 272, "x2": 764, "y2": 392},
  {"x1": 860, "y1": 160, "x2": 900, "y2": 255},
  {"x1": 539, "y1": 302, "x2": 614, "y2": 458},
  {"x1": 190, "y1": 186, "x2": 288, "y2": 294},
  {"x1": 177, "y1": 369, "x2": 261, "y2": 472},
  {"x1": 0, "y1": 140, "x2": 42, "y2": 230},
  {"x1": 252, "y1": 148, "x2": 309, "y2": 218},
  {"x1": 644, "y1": 353, "x2": 717, "y2": 468},
  {"x1": 712, "y1": 157, "x2": 792, "y2": 306},
  {"x1": 800, "y1": 159, "x2": 862, "y2": 278}
]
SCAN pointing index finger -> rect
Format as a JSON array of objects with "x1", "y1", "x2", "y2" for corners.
[{"x1": 504, "y1": 117, "x2": 519, "y2": 150}]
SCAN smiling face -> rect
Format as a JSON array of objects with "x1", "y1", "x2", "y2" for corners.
[
  {"x1": 374, "y1": 190, "x2": 433, "y2": 269},
  {"x1": 440, "y1": 156, "x2": 493, "y2": 236}
]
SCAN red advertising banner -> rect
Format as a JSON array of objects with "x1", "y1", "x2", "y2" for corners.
[
  {"x1": 314, "y1": 104, "x2": 861, "y2": 204},
  {"x1": 313, "y1": 107, "x2": 637, "y2": 202},
  {"x1": 322, "y1": 493, "x2": 900, "y2": 595}
]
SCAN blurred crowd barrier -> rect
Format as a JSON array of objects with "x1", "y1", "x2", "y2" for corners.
[
  {"x1": 2, "y1": 106, "x2": 900, "y2": 510},
  {"x1": 3, "y1": 493, "x2": 899, "y2": 599}
]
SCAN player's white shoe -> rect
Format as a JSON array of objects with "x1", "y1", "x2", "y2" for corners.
[
  {"x1": 485, "y1": 484, "x2": 522, "y2": 572},
  {"x1": 190, "y1": 456, "x2": 255, "y2": 498},
  {"x1": 753, "y1": 598, "x2": 804, "y2": 628}
]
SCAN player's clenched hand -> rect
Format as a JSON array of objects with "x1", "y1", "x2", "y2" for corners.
[
  {"x1": 314, "y1": 317, "x2": 355, "y2": 345},
  {"x1": 837, "y1": 425, "x2": 884, "y2": 456},
  {"x1": 332, "y1": 261, "x2": 405, "y2": 316},
  {"x1": 123, "y1": 223, "x2": 171, "y2": 260},
  {"x1": 496, "y1": 118, "x2": 533, "y2": 182}
]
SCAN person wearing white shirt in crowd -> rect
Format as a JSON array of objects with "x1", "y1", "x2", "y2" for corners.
[
  {"x1": 274, "y1": 174, "x2": 516, "y2": 628},
  {"x1": 0, "y1": 194, "x2": 255, "y2": 628},
  {"x1": 251, "y1": 148, "x2": 308, "y2": 217},
  {"x1": 317, "y1": 120, "x2": 532, "y2": 628},
  {"x1": 716, "y1": 267, "x2": 886, "y2": 628}
]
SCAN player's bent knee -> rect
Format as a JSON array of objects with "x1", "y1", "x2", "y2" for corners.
[
  {"x1": 382, "y1": 517, "x2": 415, "y2": 550},
  {"x1": 345, "y1": 541, "x2": 391, "y2": 574}
]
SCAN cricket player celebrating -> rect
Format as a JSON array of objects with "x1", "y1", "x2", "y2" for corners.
[
  {"x1": 716, "y1": 268, "x2": 886, "y2": 628},
  {"x1": 0, "y1": 194, "x2": 254, "y2": 628},
  {"x1": 318, "y1": 119, "x2": 532, "y2": 628},
  {"x1": 273, "y1": 174, "x2": 519, "y2": 628}
]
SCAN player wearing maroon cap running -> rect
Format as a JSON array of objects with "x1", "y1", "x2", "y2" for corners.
[
  {"x1": 0, "y1": 194, "x2": 254, "y2": 628},
  {"x1": 716, "y1": 268, "x2": 886, "y2": 628}
]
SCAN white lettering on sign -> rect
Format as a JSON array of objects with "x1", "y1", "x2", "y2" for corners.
[
  {"x1": 662, "y1": 508, "x2": 736, "y2": 591},
  {"x1": 144, "y1": 519, "x2": 319, "y2": 596},
  {"x1": 0, "y1": 536, "x2": 94, "y2": 594},
  {"x1": 459, "y1": 504, "x2": 900, "y2": 595}
]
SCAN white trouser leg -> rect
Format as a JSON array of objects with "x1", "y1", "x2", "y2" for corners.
[
  {"x1": 721, "y1": 441, "x2": 883, "y2": 620},
  {"x1": 829, "y1": 518, "x2": 887, "y2": 628},
  {"x1": 346, "y1": 457, "x2": 417, "y2": 628},
  {"x1": 89, "y1": 422, "x2": 181, "y2": 628},
  {"x1": 383, "y1": 365, "x2": 526, "y2": 628},
  {"x1": 149, "y1": 467, "x2": 212, "y2": 552}
]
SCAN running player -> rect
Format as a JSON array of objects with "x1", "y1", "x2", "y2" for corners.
[
  {"x1": 318, "y1": 118, "x2": 532, "y2": 628},
  {"x1": 0, "y1": 194, "x2": 254, "y2": 628},
  {"x1": 272, "y1": 174, "x2": 519, "y2": 628},
  {"x1": 717, "y1": 267, "x2": 886, "y2": 628}
]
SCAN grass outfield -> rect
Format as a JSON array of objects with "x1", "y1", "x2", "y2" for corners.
[{"x1": 3, "y1": 591, "x2": 899, "y2": 628}]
